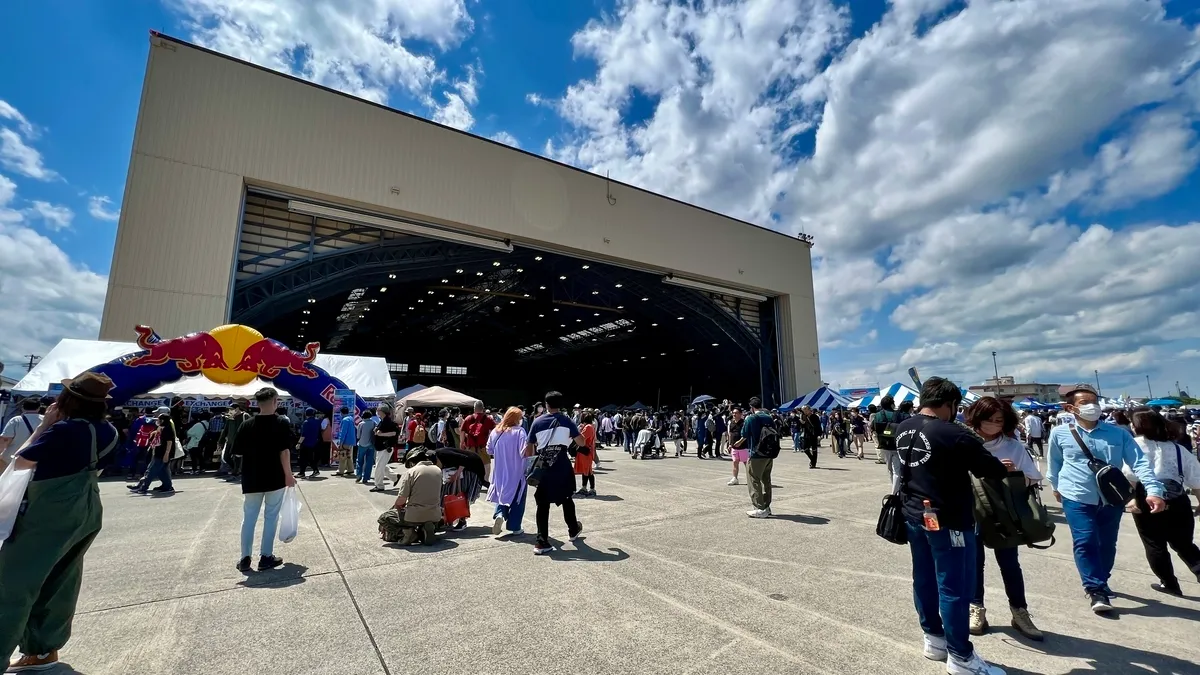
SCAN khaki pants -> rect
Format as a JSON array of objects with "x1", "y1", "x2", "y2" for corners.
[
  {"x1": 336, "y1": 445, "x2": 354, "y2": 474},
  {"x1": 747, "y1": 457, "x2": 774, "y2": 510}
]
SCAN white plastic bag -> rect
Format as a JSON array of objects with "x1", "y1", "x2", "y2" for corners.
[
  {"x1": 277, "y1": 486, "x2": 302, "y2": 544},
  {"x1": 0, "y1": 461, "x2": 35, "y2": 552}
]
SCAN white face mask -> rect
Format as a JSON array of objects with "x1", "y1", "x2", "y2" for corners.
[{"x1": 1074, "y1": 403, "x2": 1102, "y2": 422}]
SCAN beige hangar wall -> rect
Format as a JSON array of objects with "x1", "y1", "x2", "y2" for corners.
[{"x1": 101, "y1": 34, "x2": 821, "y2": 398}]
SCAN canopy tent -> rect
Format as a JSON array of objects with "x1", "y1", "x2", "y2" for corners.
[
  {"x1": 779, "y1": 386, "x2": 852, "y2": 412},
  {"x1": 628, "y1": 401, "x2": 650, "y2": 411},
  {"x1": 394, "y1": 383, "x2": 428, "y2": 400},
  {"x1": 1012, "y1": 397, "x2": 1058, "y2": 410},
  {"x1": 1146, "y1": 398, "x2": 1184, "y2": 407},
  {"x1": 691, "y1": 394, "x2": 715, "y2": 405},
  {"x1": 847, "y1": 383, "x2": 920, "y2": 410},
  {"x1": 399, "y1": 385, "x2": 480, "y2": 409},
  {"x1": 13, "y1": 338, "x2": 395, "y2": 400},
  {"x1": 961, "y1": 389, "x2": 982, "y2": 405},
  {"x1": 599, "y1": 404, "x2": 620, "y2": 412}
]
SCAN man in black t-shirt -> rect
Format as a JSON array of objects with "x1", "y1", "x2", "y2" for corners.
[
  {"x1": 371, "y1": 404, "x2": 399, "y2": 492},
  {"x1": 896, "y1": 377, "x2": 1006, "y2": 674},
  {"x1": 231, "y1": 388, "x2": 296, "y2": 573}
]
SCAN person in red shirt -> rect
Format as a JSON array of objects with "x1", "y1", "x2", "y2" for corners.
[
  {"x1": 460, "y1": 401, "x2": 496, "y2": 485},
  {"x1": 574, "y1": 411, "x2": 597, "y2": 497}
]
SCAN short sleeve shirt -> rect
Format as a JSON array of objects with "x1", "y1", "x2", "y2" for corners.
[
  {"x1": 233, "y1": 414, "x2": 295, "y2": 494},
  {"x1": 19, "y1": 419, "x2": 119, "y2": 481},
  {"x1": 398, "y1": 462, "x2": 444, "y2": 522},
  {"x1": 528, "y1": 412, "x2": 581, "y2": 460},
  {"x1": 1, "y1": 413, "x2": 42, "y2": 463}
]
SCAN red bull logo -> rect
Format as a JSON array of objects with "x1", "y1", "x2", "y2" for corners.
[
  {"x1": 126, "y1": 325, "x2": 228, "y2": 372},
  {"x1": 234, "y1": 339, "x2": 321, "y2": 379}
]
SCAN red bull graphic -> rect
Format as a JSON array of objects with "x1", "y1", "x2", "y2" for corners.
[
  {"x1": 125, "y1": 325, "x2": 228, "y2": 372},
  {"x1": 84, "y1": 324, "x2": 369, "y2": 416},
  {"x1": 234, "y1": 340, "x2": 321, "y2": 379}
]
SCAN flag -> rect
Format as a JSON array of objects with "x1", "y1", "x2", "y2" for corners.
[{"x1": 908, "y1": 367, "x2": 922, "y2": 390}]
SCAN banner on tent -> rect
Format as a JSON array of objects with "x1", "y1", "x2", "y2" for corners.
[
  {"x1": 839, "y1": 387, "x2": 879, "y2": 399},
  {"x1": 332, "y1": 389, "x2": 358, "y2": 429}
]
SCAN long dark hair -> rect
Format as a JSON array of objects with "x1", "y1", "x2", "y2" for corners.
[
  {"x1": 55, "y1": 390, "x2": 107, "y2": 421},
  {"x1": 1131, "y1": 407, "x2": 1171, "y2": 442}
]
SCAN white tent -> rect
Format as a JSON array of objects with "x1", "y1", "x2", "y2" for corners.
[
  {"x1": 399, "y1": 385, "x2": 480, "y2": 409},
  {"x1": 13, "y1": 338, "x2": 395, "y2": 400}
]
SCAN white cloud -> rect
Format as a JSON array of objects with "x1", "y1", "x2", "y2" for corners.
[
  {"x1": 0, "y1": 174, "x2": 105, "y2": 368},
  {"x1": 0, "y1": 128, "x2": 57, "y2": 181},
  {"x1": 0, "y1": 100, "x2": 35, "y2": 138},
  {"x1": 87, "y1": 195, "x2": 121, "y2": 222},
  {"x1": 541, "y1": 0, "x2": 1200, "y2": 390},
  {"x1": 26, "y1": 201, "x2": 74, "y2": 230},
  {"x1": 429, "y1": 65, "x2": 478, "y2": 130},
  {"x1": 178, "y1": 0, "x2": 474, "y2": 104},
  {"x1": 490, "y1": 131, "x2": 520, "y2": 148}
]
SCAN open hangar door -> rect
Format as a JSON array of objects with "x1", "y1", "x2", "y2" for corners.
[{"x1": 229, "y1": 191, "x2": 783, "y2": 408}]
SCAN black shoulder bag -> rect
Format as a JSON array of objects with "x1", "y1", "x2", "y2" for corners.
[
  {"x1": 876, "y1": 428, "x2": 915, "y2": 545},
  {"x1": 1069, "y1": 425, "x2": 1132, "y2": 506},
  {"x1": 1162, "y1": 442, "x2": 1187, "y2": 501},
  {"x1": 524, "y1": 418, "x2": 559, "y2": 487}
]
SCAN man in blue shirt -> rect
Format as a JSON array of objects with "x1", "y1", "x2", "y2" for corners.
[
  {"x1": 524, "y1": 392, "x2": 587, "y2": 555},
  {"x1": 1047, "y1": 383, "x2": 1165, "y2": 614},
  {"x1": 355, "y1": 410, "x2": 377, "y2": 484},
  {"x1": 334, "y1": 407, "x2": 357, "y2": 477}
]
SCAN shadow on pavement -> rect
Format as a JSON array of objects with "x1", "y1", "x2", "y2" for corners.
[
  {"x1": 41, "y1": 663, "x2": 87, "y2": 674},
  {"x1": 384, "y1": 538, "x2": 460, "y2": 553},
  {"x1": 772, "y1": 514, "x2": 830, "y2": 525},
  {"x1": 582, "y1": 494, "x2": 624, "y2": 502},
  {"x1": 239, "y1": 562, "x2": 309, "y2": 589},
  {"x1": 1109, "y1": 589, "x2": 1200, "y2": 621},
  {"x1": 549, "y1": 539, "x2": 630, "y2": 562},
  {"x1": 991, "y1": 630, "x2": 1200, "y2": 675}
]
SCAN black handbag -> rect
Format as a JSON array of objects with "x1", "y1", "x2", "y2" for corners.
[
  {"x1": 524, "y1": 419, "x2": 559, "y2": 487},
  {"x1": 1069, "y1": 425, "x2": 1132, "y2": 506},
  {"x1": 876, "y1": 434, "x2": 914, "y2": 545}
]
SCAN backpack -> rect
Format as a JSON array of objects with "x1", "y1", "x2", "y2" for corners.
[
  {"x1": 413, "y1": 424, "x2": 427, "y2": 444},
  {"x1": 321, "y1": 420, "x2": 332, "y2": 443},
  {"x1": 753, "y1": 414, "x2": 781, "y2": 458},
  {"x1": 876, "y1": 411, "x2": 905, "y2": 450},
  {"x1": 467, "y1": 415, "x2": 487, "y2": 446},
  {"x1": 971, "y1": 475, "x2": 1056, "y2": 550}
]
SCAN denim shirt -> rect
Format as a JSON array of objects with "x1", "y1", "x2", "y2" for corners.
[{"x1": 1046, "y1": 421, "x2": 1163, "y2": 505}]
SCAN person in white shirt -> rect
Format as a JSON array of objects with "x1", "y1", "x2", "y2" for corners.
[
  {"x1": 0, "y1": 398, "x2": 43, "y2": 472},
  {"x1": 1023, "y1": 412, "x2": 1044, "y2": 458},
  {"x1": 1127, "y1": 408, "x2": 1200, "y2": 596},
  {"x1": 184, "y1": 413, "x2": 210, "y2": 474},
  {"x1": 965, "y1": 398, "x2": 1044, "y2": 641}
]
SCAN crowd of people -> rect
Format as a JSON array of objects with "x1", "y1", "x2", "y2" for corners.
[{"x1": 2, "y1": 371, "x2": 1200, "y2": 674}]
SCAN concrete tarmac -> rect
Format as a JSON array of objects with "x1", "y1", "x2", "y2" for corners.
[{"x1": 14, "y1": 440, "x2": 1200, "y2": 674}]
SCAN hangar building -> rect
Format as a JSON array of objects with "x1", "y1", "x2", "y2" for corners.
[{"x1": 100, "y1": 33, "x2": 821, "y2": 407}]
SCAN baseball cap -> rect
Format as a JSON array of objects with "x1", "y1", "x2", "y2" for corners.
[{"x1": 1058, "y1": 383, "x2": 1098, "y2": 398}]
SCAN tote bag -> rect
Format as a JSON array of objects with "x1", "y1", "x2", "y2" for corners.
[{"x1": 0, "y1": 461, "x2": 35, "y2": 551}]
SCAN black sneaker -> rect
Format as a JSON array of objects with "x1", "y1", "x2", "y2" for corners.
[
  {"x1": 257, "y1": 555, "x2": 283, "y2": 571},
  {"x1": 1089, "y1": 592, "x2": 1113, "y2": 613},
  {"x1": 236, "y1": 556, "x2": 252, "y2": 573},
  {"x1": 569, "y1": 521, "x2": 584, "y2": 541},
  {"x1": 311, "y1": 470, "x2": 321, "y2": 478},
  {"x1": 1152, "y1": 582, "x2": 1183, "y2": 597},
  {"x1": 533, "y1": 540, "x2": 554, "y2": 555},
  {"x1": 127, "y1": 485, "x2": 142, "y2": 491}
]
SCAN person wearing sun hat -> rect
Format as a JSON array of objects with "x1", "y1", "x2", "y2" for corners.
[{"x1": 1, "y1": 371, "x2": 120, "y2": 673}]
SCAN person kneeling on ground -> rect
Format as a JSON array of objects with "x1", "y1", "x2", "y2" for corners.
[{"x1": 388, "y1": 449, "x2": 444, "y2": 545}]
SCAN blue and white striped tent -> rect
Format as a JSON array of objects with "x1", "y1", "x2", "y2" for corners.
[
  {"x1": 961, "y1": 389, "x2": 982, "y2": 404},
  {"x1": 779, "y1": 386, "x2": 853, "y2": 412},
  {"x1": 847, "y1": 382, "x2": 920, "y2": 409}
]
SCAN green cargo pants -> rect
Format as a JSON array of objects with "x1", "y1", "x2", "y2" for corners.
[
  {"x1": 747, "y1": 457, "x2": 774, "y2": 510},
  {"x1": 0, "y1": 425, "x2": 105, "y2": 659}
]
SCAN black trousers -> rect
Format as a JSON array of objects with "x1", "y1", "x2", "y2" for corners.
[
  {"x1": 1133, "y1": 488, "x2": 1200, "y2": 587},
  {"x1": 1027, "y1": 436, "x2": 1044, "y2": 457},
  {"x1": 298, "y1": 444, "x2": 320, "y2": 474},
  {"x1": 804, "y1": 442, "x2": 819, "y2": 468},
  {"x1": 535, "y1": 492, "x2": 578, "y2": 543}
]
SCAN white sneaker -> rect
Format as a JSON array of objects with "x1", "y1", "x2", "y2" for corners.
[
  {"x1": 923, "y1": 634, "x2": 948, "y2": 661},
  {"x1": 506, "y1": 528, "x2": 524, "y2": 537},
  {"x1": 492, "y1": 515, "x2": 505, "y2": 536},
  {"x1": 747, "y1": 508, "x2": 772, "y2": 518},
  {"x1": 727, "y1": 477, "x2": 739, "y2": 485},
  {"x1": 946, "y1": 651, "x2": 1006, "y2": 675}
]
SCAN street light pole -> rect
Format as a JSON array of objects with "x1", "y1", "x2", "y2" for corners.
[
  {"x1": 991, "y1": 351, "x2": 1000, "y2": 396},
  {"x1": 1146, "y1": 375, "x2": 1153, "y2": 400},
  {"x1": 1094, "y1": 370, "x2": 1101, "y2": 397}
]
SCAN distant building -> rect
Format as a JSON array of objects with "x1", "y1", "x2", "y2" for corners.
[{"x1": 969, "y1": 376, "x2": 1061, "y2": 403}]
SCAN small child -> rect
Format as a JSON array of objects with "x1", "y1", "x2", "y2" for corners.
[{"x1": 575, "y1": 412, "x2": 596, "y2": 497}]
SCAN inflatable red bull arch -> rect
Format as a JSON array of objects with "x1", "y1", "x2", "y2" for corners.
[{"x1": 86, "y1": 324, "x2": 369, "y2": 413}]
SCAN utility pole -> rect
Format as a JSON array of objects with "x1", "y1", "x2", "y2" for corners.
[
  {"x1": 991, "y1": 351, "x2": 1000, "y2": 396},
  {"x1": 1094, "y1": 370, "x2": 1101, "y2": 397},
  {"x1": 1146, "y1": 375, "x2": 1153, "y2": 400},
  {"x1": 23, "y1": 354, "x2": 40, "y2": 372}
]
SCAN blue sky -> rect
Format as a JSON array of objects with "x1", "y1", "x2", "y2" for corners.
[{"x1": 1, "y1": 0, "x2": 1199, "y2": 398}]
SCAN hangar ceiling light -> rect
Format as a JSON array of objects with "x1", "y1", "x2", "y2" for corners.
[
  {"x1": 662, "y1": 275, "x2": 768, "y2": 302},
  {"x1": 288, "y1": 200, "x2": 514, "y2": 253}
]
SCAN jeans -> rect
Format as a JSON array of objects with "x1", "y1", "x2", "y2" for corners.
[
  {"x1": 833, "y1": 435, "x2": 848, "y2": 457},
  {"x1": 907, "y1": 521, "x2": 977, "y2": 661},
  {"x1": 973, "y1": 537, "x2": 1027, "y2": 609},
  {"x1": 136, "y1": 457, "x2": 173, "y2": 491},
  {"x1": 241, "y1": 488, "x2": 285, "y2": 559},
  {"x1": 1061, "y1": 497, "x2": 1123, "y2": 594},
  {"x1": 792, "y1": 432, "x2": 802, "y2": 450},
  {"x1": 534, "y1": 490, "x2": 577, "y2": 543},
  {"x1": 624, "y1": 431, "x2": 633, "y2": 453},
  {"x1": 493, "y1": 486, "x2": 527, "y2": 532},
  {"x1": 356, "y1": 446, "x2": 375, "y2": 480},
  {"x1": 747, "y1": 457, "x2": 773, "y2": 510}
]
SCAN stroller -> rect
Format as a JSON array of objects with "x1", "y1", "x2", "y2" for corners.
[{"x1": 634, "y1": 429, "x2": 665, "y2": 459}]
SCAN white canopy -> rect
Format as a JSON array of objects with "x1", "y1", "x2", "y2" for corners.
[
  {"x1": 399, "y1": 385, "x2": 480, "y2": 409},
  {"x1": 13, "y1": 338, "x2": 396, "y2": 399}
]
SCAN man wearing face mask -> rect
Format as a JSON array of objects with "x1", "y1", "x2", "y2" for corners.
[{"x1": 1047, "y1": 383, "x2": 1165, "y2": 615}]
